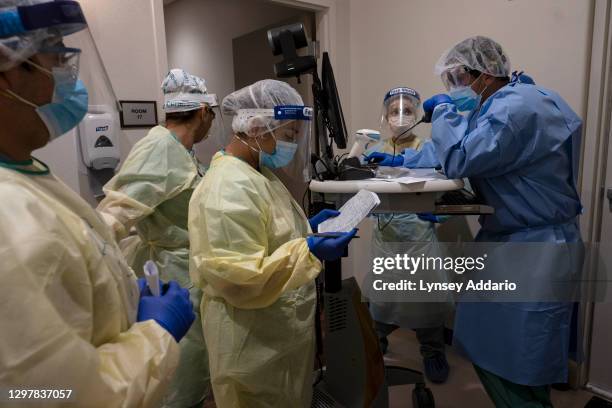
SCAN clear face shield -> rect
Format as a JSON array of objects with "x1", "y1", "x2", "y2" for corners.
[
  {"x1": 236, "y1": 105, "x2": 312, "y2": 182},
  {"x1": 198, "y1": 93, "x2": 226, "y2": 153},
  {"x1": 59, "y1": 25, "x2": 129, "y2": 167},
  {"x1": 31, "y1": 40, "x2": 81, "y2": 83},
  {"x1": 0, "y1": 1, "x2": 109, "y2": 143},
  {"x1": 380, "y1": 90, "x2": 420, "y2": 141},
  {"x1": 440, "y1": 65, "x2": 475, "y2": 91}
]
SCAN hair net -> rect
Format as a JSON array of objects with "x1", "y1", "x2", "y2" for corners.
[
  {"x1": 0, "y1": 0, "x2": 86, "y2": 71},
  {"x1": 434, "y1": 36, "x2": 510, "y2": 78},
  {"x1": 162, "y1": 68, "x2": 217, "y2": 113},
  {"x1": 222, "y1": 79, "x2": 303, "y2": 135}
]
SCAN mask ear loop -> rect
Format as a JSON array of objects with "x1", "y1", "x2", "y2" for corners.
[
  {"x1": 234, "y1": 133, "x2": 259, "y2": 153},
  {"x1": 0, "y1": 89, "x2": 38, "y2": 109},
  {"x1": 24, "y1": 59, "x2": 53, "y2": 77},
  {"x1": 473, "y1": 74, "x2": 492, "y2": 115},
  {"x1": 0, "y1": 57, "x2": 56, "y2": 109}
]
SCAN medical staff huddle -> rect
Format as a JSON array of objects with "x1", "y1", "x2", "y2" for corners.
[{"x1": 0, "y1": 0, "x2": 583, "y2": 407}]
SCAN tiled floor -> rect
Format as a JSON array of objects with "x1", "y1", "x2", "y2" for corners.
[{"x1": 386, "y1": 328, "x2": 593, "y2": 408}]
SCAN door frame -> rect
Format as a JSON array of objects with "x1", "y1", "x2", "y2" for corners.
[{"x1": 579, "y1": 0, "x2": 612, "y2": 398}]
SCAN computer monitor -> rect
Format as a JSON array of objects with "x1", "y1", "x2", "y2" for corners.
[{"x1": 321, "y1": 52, "x2": 347, "y2": 150}]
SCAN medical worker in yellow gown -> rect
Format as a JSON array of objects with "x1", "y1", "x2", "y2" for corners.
[
  {"x1": 98, "y1": 68, "x2": 217, "y2": 407},
  {"x1": 0, "y1": 1, "x2": 194, "y2": 407},
  {"x1": 189, "y1": 79, "x2": 357, "y2": 407}
]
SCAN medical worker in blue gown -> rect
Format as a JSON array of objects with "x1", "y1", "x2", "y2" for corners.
[{"x1": 369, "y1": 36, "x2": 583, "y2": 407}]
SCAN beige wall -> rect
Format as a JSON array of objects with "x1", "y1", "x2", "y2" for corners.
[
  {"x1": 77, "y1": 0, "x2": 168, "y2": 152},
  {"x1": 347, "y1": 0, "x2": 592, "y2": 141},
  {"x1": 34, "y1": 0, "x2": 169, "y2": 198},
  {"x1": 164, "y1": 0, "x2": 303, "y2": 112}
]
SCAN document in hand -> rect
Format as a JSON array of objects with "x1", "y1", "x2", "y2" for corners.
[{"x1": 318, "y1": 189, "x2": 380, "y2": 233}]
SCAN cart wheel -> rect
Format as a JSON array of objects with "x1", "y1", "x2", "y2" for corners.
[{"x1": 412, "y1": 383, "x2": 435, "y2": 408}]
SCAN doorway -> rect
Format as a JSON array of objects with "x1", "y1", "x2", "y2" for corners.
[{"x1": 164, "y1": 0, "x2": 319, "y2": 173}]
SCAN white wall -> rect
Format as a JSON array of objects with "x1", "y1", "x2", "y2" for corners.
[
  {"x1": 35, "y1": 0, "x2": 168, "y2": 200},
  {"x1": 164, "y1": 0, "x2": 303, "y2": 110},
  {"x1": 347, "y1": 0, "x2": 592, "y2": 140}
]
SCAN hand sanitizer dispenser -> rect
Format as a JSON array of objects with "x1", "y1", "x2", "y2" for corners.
[{"x1": 78, "y1": 105, "x2": 120, "y2": 170}]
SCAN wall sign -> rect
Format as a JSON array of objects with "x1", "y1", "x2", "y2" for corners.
[{"x1": 119, "y1": 101, "x2": 158, "y2": 128}]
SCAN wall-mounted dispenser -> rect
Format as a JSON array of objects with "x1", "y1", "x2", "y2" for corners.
[{"x1": 78, "y1": 104, "x2": 120, "y2": 170}]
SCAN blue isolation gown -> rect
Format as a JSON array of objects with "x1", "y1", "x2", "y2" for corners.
[{"x1": 409, "y1": 80, "x2": 583, "y2": 386}]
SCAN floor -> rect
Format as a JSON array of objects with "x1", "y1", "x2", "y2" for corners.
[{"x1": 386, "y1": 328, "x2": 594, "y2": 408}]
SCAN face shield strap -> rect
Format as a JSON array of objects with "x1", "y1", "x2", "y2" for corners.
[
  {"x1": 0, "y1": 1, "x2": 86, "y2": 38},
  {"x1": 383, "y1": 87, "x2": 420, "y2": 106},
  {"x1": 235, "y1": 106, "x2": 312, "y2": 121},
  {"x1": 164, "y1": 93, "x2": 218, "y2": 113},
  {"x1": 17, "y1": 1, "x2": 86, "y2": 35},
  {"x1": 274, "y1": 105, "x2": 313, "y2": 121}
]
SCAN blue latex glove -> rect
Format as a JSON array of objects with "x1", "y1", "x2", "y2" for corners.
[
  {"x1": 309, "y1": 209, "x2": 340, "y2": 232},
  {"x1": 423, "y1": 94, "x2": 453, "y2": 122},
  {"x1": 417, "y1": 213, "x2": 441, "y2": 223},
  {"x1": 137, "y1": 277, "x2": 164, "y2": 296},
  {"x1": 137, "y1": 280, "x2": 195, "y2": 342},
  {"x1": 365, "y1": 152, "x2": 404, "y2": 167},
  {"x1": 307, "y1": 229, "x2": 358, "y2": 261}
]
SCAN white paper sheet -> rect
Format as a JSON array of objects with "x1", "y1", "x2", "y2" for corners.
[
  {"x1": 369, "y1": 168, "x2": 446, "y2": 184},
  {"x1": 318, "y1": 190, "x2": 380, "y2": 233}
]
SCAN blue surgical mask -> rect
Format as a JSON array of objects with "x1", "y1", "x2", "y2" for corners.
[
  {"x1": 4, "y1": 64, "x2": 88, "y2": 140},
  {"x1": 260, "y1": 140, "x2": 298, "y2": 169},
  {"x1": 449, "y1": 86, "x2": 481, "y2": 112},
  {"x1": 36, "y1": 68, "x2": 89, "y2": 140}
]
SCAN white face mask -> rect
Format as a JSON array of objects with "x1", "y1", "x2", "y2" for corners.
[{"x1": 388, "y1": 115, "x2": 416, "y2": 137}]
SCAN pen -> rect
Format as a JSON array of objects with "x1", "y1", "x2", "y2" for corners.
[{"x1": 143, "y1": 260, "x2": 161, "y2": 297}]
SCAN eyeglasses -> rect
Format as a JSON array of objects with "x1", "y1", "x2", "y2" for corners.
[
  {"x1": 441, "y1": 66, "x2": 475, "y2": 91},
  {"x1": 27, "y1": 46, "x2": 81, "y2": 80}
]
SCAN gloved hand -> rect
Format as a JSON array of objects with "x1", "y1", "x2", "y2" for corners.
[
  {"x1": 309, "y1": 209, "x2": 340, "y2": 232},
  {"x1": 137, "y1": 277, "x2": 162, "y2": 296},
  {"x1": 137, "y1": 280, "x2": 195, "y2": 342},
  {"x1": 423, "y1": 94, "x2": 453, "y2": 123},
  {"x1": 417, "y1": 213, "x2": 441, "y2": 223},
  {"x1": 365, "y1": 152, "x2": 404, "y2": 167},
  {"x1": 511, "y1": 70, "x2": 535, "y2": 85},
  {"x1": 307, "y1": 229, "x2": 358, "y2": 261}
]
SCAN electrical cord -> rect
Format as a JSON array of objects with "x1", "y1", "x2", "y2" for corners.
[
  {"x1": 377, "y1": 213, "x2": 395, "y2": 232},
  {"x1": 301, "y1": 184, "x2": 309, "y2": 211}
]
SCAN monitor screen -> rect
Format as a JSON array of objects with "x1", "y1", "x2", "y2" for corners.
[{"x1": 321, "y1": 52, "x2": 347, "y2": 150}]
